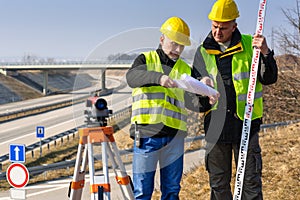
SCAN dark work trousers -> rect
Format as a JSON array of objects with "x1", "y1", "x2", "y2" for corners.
[{"x1": 205, "y1": 132, "x2": 263, "y2": 200}]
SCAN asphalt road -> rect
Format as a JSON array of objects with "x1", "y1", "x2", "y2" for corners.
[
  {"x1": 0, "y1": 75, "x2": 204, "y2": 199},
  {"x1": 0, "y1": 77, "x2": 131, "y2": 156}
]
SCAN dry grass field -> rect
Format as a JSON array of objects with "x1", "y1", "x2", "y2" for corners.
[
  {"x1": 102, "y1": 121, "x2": 300, "y2": 200},
  {"x1": 0, "y1": 65, "x2": 299, "y2": 199},
  {"x1": 1, "y1": 121, "x2": 298, "y2": 200},
  {"x1": 152, "y1": 122, "x2": 300, "y2": 200}
]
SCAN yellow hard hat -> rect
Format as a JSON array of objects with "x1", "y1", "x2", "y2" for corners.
[
  {"x1": 208, "y1": 0, "x2": 240, "y2": 22},
  {"x1": 160, "y1": 16, "x2": 191, "y2": 46}
]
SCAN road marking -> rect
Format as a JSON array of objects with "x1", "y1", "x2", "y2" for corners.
[
  {"x1": 26, "y1": 186, "x2": 66, "y2": 198},
  {"x1": 0, "y1": 132, "x2": 34, "y2": 146},
  {"x1": 0, "y1": 118, "x2": 79, "y2": 146}
]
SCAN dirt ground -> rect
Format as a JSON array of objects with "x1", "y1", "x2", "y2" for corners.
[
  {"x1": 163, "y1": 122, "x2": 300, "y2": 200},
  {"x1": 114, "y1": 122, "x2": 300, "y2": 200}
]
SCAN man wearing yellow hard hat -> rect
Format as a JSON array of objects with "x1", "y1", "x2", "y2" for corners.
[
  {"x1": 190, "y1": 0, "x2": 278, "y2": 199},
  {"x1": 126, "y1": 16, "x2": 194, "y2": 199}
]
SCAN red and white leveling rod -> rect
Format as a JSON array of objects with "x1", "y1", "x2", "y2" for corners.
[{"x1": 233, "y1": 0, "x2": 267, "y2": 199}]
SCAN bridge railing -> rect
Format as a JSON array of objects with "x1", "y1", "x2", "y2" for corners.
[{"x1": 0, "y1": 59, "x2": 134, "y2": 66}]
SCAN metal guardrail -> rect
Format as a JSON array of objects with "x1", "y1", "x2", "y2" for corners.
[
  {"x1": 0, "y1": 111, "x2": 298, "y2": 181},
  {"x1": 0, "y1": 128, "x2": 79, "y2": 164},
  {"x1": 0, "y1": 135, "x2": 203, "y2": 180},
  {"x1": 0, "y1": 89, "x2": 114, "y2": 123},
  {"x1": 1, "y1": 118, "x2": 299, "y2": 181},
  {"x1": 260, "y1": 119, "x2": 300, "y2": 129},
  {"x1": 0, "y1": 105, "x2": 132, "y2": 163},
  {"x1": 0, "y1": 99, "x2": 78, "y2": 122}
]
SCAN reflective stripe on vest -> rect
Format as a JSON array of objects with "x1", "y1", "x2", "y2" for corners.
[
  {"x1": 131, "y1": 51, "x2": 191, "y2": 131},
  {"x1": 200, "y1": 34, "x2": 263, "y2": 120},
  {"x1": 132, "y1": 93, "x2": 185, "y2": 109}
]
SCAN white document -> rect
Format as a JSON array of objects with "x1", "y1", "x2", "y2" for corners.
[{"x1": 174, "y1": 73, "x2": 218, "y2": 96}]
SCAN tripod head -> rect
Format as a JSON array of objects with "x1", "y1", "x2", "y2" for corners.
[{"x1": 84, "y1": 94, "x2": 112, "y2": 127}]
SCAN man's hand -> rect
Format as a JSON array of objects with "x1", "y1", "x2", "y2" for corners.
[
  {"x1": 253, "y1": 34, "x2": 269, "y2": 55},
  {"x1": 160, "y1": 75, "x2": 178, "y2": 88},
  {"x1": 200, "y1": 76, "x2": 220, "y2": 105},
  {"x1": 200, "y1": 76, "x2": 214, "y2": 87}
]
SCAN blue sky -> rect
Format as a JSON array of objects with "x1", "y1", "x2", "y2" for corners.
[{"x1": 0, "y1": 0, "x2": 295, "y2": 59}]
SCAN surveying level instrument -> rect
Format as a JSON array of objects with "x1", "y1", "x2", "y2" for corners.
[
  {"x1": 68, "y1": 95, "x2": 134, "y2": 200},
  {"x1": 84, "y1": 95, "x2": 113, "y2": 127}
]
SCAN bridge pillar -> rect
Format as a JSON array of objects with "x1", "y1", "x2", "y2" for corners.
[
  {"x1": 101, "y1": 69, "x2": 106, "y2": 91},
  {"x1": 43, "y1": 70, "x2": 48, "y2": 95}
]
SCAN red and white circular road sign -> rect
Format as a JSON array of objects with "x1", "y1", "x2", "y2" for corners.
[{"x1": 6, "y1": 163, "x2": 29, "y2": 188}]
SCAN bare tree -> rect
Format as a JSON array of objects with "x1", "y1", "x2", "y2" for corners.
[
  {"x1": 264, "y1": 0, "x2": 300, "y2": 123},
  {"x1": 275, "y1": 0, "x2": 300, "y2": 55}
]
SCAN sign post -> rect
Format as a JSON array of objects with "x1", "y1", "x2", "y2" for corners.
[
  {"x1": 10, "y1": 188, "x2": 26, "y2": 200},
  {"x1": 36, "y1": 126, "x2": 45, "y2": 157}
]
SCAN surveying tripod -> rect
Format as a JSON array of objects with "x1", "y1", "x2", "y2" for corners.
[{"x1": 68, "y1": 96, "x2": 134, "y2": 200}]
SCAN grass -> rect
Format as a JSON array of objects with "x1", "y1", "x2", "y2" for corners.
[
  {"x1": 0, "y1": 135, "x2": 79, "y2": 190},
  {"x1": 2, "y1": 123, "x2": 299, "y2": 199},
  {"x1": 1, "y1": 123, "x2": 298, "y2": 199},
  {"x1": 151, "y1": 122, "x2": 300, "y2": 200},
  {"x1": 0, "y1": 122, "x2": 203, "y2": 191}
]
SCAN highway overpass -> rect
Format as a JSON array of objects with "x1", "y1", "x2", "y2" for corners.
[{"x1": 0, "y1": 60, "x2": 132, "y2": 95}]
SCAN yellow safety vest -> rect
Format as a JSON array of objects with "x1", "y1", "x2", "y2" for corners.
[
  {"x1": 131, "y1": 51, "x2": 191, "y2": 131},
  {"x1": 200, "y1": 34, "x2": 263, "y2": 120}
]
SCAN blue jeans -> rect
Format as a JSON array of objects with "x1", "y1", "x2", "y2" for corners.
[{"x1": 132, "y1": 134, "x2": 184, "y2": 200}]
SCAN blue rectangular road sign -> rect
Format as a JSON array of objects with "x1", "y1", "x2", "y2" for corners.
[
  {"x1": 9, "y1": 144, "x2": 26, "y2": 163},
  {"x1": 36, "y1": 126, "x2": 45, "y2": 138}
]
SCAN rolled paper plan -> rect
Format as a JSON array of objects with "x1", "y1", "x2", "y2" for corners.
[{"x1": 174, "y1": 73, "x2": 218, "y2": 97}]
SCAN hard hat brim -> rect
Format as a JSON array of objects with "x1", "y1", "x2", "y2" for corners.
[{"x1": 160, "y1": 28, "x2": 191, "y2": 46}]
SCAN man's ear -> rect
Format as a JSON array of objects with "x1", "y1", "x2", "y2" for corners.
[
  {"x1": 232, "y1": 22, "x2": 237, "y2": 33},
  {"x1": 160, "y1": 34, "x2": 165, "y2": 45}
]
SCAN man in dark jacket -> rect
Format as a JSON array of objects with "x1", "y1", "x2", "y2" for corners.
[{"x1": 189, "y1": 0, "x2": 278, "y2": 199}]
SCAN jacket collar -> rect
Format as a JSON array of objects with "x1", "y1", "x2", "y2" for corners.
[{"x1": 203, "y1": 28, "x2": 244, "y2": 58}]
